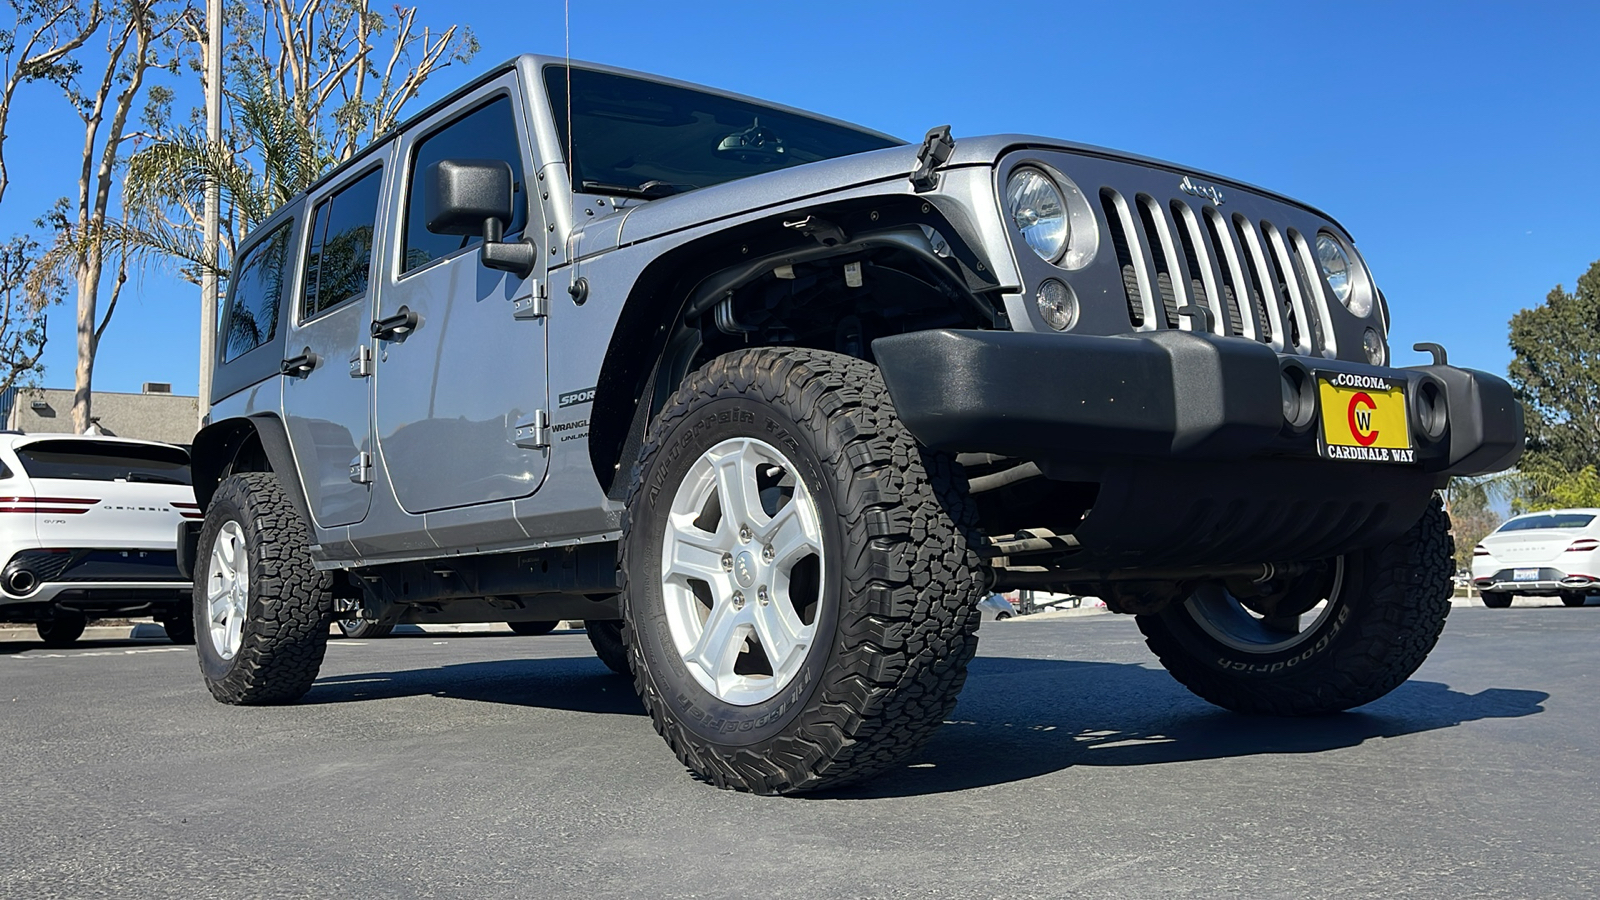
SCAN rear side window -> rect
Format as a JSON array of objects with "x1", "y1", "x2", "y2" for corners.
[
  {"x1": 15, "y1": 441, "x2": 191, "y2": 485},
  {"x1": 402, "y1": 96, "x2": 527, "y2": 273},
  {"x1": 302, "y1": 167, "x2": 384, "y2": 320},
  {"x1": 223, "y1": 221, "x2": 294, "y2": 361},
  {"x1": 1498, "y1": 513, "x2": 1597, "y2": 532}
]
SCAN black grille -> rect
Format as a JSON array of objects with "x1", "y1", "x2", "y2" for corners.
[
  {"x1": 1135, "y1": 197, "x2": 1178, "y2": 327},
  {"x1": 1100, "y1": 189, "x2": 1144, "y2": 328}
]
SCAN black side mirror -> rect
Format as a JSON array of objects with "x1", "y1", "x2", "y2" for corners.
[{"x1": 424, "y1": 158, "x2": 536, "y2": 277}]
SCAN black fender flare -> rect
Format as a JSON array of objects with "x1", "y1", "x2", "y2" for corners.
[{"x1": 189, "y1": 413, "x2": 311, "y2": 523}]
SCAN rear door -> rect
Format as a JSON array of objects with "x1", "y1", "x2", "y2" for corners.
[
  {"x1": 282, "y1": 158, "x2": 390, "y2": 528},
  {"x1": 12, "y1": 440, "x2": 193, "y2": 549}
]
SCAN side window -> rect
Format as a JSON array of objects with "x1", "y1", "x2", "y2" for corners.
[
  {"x1": 402, "y1": 95, "x2": 527, "y2": 273},
  {"x1": 222, "y1": 220, "x2": 293, "y2": 362},
  {"x1": 302, "y1": 167, "x2": 383, "y2": 320}
]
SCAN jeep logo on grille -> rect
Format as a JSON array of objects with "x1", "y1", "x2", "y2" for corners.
[{"x1": 1179, "y1": 175, "x2": 1225, "y2": 206}]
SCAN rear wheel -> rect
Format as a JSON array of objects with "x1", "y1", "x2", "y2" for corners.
[
  {"x1": 1137, "y1": 495, "x2": 1454, "y2": 716},
  {"x1": 1561, "y1": 591, "x2": 1589, "y2": 608},
  {"x1": 159, "y1": 611, "x2": 196, "y2": 645},
  {"x1": 36, "y1": 614, "x2": 86, "y2": 647},
  {"x1": 194, "y1": 472, "x2": 332, "y2": 705},
  {"x1": 1480, "y1": 591, "x2": 1513, "y2": 608},
  {"x1": 622, "y1": 348, "x2": 985, "y2": 794},
  {"x1": 585, "y1": 620, "x2": 629, "y2": 675},
  {"x1": 508, "y1": 620, "x2": 559, "y2": 636},
  {"x1": 335, "y1": 617, "x2": 395, "y2": 639}
]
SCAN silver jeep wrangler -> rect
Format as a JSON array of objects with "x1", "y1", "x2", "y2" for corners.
[{"x1": 182, "y1": 56, "x2": 1523, "y2": 794}]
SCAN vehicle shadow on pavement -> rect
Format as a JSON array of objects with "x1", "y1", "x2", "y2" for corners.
[
  {"x1": 306, "y1": 657, "x2": 646, "y2": 716},
  {"x1": 815, "y1": 656, "x2": 1549, "y2": 799}
]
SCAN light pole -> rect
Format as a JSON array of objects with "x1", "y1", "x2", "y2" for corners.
[{"x1": 197, "y1": 0, "x2": 222, "y2": 426}]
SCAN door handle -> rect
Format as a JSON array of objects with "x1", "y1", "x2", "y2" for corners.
[
  {"x1": 371, "y1": 306, "x2": 419, "y2": 340},
  {"x1": 280, "y1": 348, "x2": 319, "y2": 377}
]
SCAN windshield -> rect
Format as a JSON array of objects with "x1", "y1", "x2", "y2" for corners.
[
  {"x1": 1497, "y1": 513, "x2": 1596, "y2": 532},
  {"x1": 544, "y1": 67, "x2": 901, "y2": 195},
  {"x1": 15, "y1": 440, "x2": 191, "y2": 485}
]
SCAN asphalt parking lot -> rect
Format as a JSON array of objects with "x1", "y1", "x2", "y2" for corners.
[{"x1": 2, "y1": 606, "x2": 1595, "y2": 899}]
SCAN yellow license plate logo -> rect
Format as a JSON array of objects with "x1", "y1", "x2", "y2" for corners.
[{"x1": 1317, "y1": 374, "x2": 1414, "y2": 463}]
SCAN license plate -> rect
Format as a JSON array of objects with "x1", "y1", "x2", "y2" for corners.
[
  {"x1": 1317, "y1": 373, "x2": 1414, "y2": 463},
  {"x1": 1514, "y1": 568, "x2": 1539, "y2": 582}
]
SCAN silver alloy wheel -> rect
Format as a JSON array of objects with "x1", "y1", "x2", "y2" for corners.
[
  {"x1": 660, "y1": 437, "x2": 826, "y2": 706},
  {"x1": 206, "y1": 520, "x2": 249, "y2": 660},
  {"x1": 1185, "y1": 558, "x2": 1346, "y2": 654}
]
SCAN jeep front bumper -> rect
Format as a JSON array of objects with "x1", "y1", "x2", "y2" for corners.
[{"x1": 872, "y1": 329, "x2": 1525, "y2": 568}]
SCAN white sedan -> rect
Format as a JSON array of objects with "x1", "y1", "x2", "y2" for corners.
[
  {"x1": 0, "y1": 433, "x2": 197, "y2": 645},
  {"x1": 1471, "y1": 508, "x2": 1600, "y2": 608}
]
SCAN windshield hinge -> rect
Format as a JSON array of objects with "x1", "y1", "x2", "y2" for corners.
[
  {"x1": 513, "y1": 281, "x2": 548, "y2": 320},
  {"x1": 910, "y1": 125, "x2": 955, "y2": 192},
  {"x1": 513, "y1": 410, "x2": 549, "y2": 450}
]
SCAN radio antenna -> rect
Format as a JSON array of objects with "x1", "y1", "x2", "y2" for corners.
[{"x1": 572, "y1": 0, "x2": 579, "y2": 216}]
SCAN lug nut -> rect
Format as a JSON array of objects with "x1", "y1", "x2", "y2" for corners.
[
  {"x1": 761, "y1": 544, "x2": 775, "y2": 563},
  {"x1": 721, "y1": 553, "x2": 734, "y2": 571},
  {"x1": 732, "y1": 591, "x2": 745, "y2": 609},
  {"x1": 739, "y1": 525, "x2": 752, "y2": 543},
  {"x1": 757, "y1": 586, "x2": 770, "y2": 606}
]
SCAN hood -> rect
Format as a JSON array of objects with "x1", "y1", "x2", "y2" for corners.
[{"x1": 576, "y1": 134, "x2": 1329, "y2": 252}]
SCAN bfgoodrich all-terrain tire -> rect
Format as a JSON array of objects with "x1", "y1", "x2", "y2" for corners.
[
  {"x1": 1136, "y1": 494, "x2": 1455, "y2": 716},
  {"x1": 622, "y1": 348, "x2": 986, "y2": 794},
  {"x1": 194, "y1": 472, "x2": 333, "y2": 705},
  {"x1": 585, "y1": 620, "x2": 630, "y2": 675}
]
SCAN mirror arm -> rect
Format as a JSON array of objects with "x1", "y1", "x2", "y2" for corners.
[
  {"x1": 482, "y1": 238, "x2": 537, "y2": 278},
  {"x1": 478, "y1": 215, "x2": 536, "y2": 278}
]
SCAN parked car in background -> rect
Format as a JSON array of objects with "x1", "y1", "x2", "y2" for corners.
[
  {"x1": 1472, "y1": 509, "x2": 1600, "y2": 608},
  {"x1": 0, "y1": 433, "x2": 196, "y2": 645},
  {"x1": 978, "y1": 594, "x2": 1016, "y2": 621}
]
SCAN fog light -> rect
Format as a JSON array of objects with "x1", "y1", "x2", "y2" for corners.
[
  {"x1": 1415, "y1": 379, "x2": 1447, "y2": 441},
  {"x1": 1036, "y1": 279, "x2": 1078, "y2": 331},
  {"x1": 1362, "y1": 327, "x2": 1386, "y2": 365},
  {"x1": 1280, "y1": 366, "x2": 1315, "y2": 429}
]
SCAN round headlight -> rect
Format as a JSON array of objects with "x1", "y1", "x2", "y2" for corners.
[
  {"x1": 1316, "y1": 233, "x2": 1371, "y2": 317},
  {"x1": 1036, "y1": 279, "x2": 1078, "y2": 331},
  {"x1": 1006, "y1": 168, "x2": 1069, "y2": 262}
]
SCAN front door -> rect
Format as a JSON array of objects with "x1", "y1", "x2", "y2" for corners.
[
  {"x1": 373, "y1": 85, "x2": 549, "y2": 514},
  {"x1": 282, "y1": 159, "x2": 389, "y2": 528}
]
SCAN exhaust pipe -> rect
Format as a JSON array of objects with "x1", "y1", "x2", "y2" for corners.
[{"x1": 6, "y1": 568, "x2": 37, "y2": 595}]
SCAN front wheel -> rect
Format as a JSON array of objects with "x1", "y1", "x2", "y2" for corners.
[
  {"x1": 1137, "y1": 494, "x2": 1454, "y2": 716},
  {"x1": 1561, "y1": 592, "x2": 1589, "y2": 608},
  {"x1": 508, "y1": 620, "x2": 559, "y2": 636},
  {"x1": 622, "y1": 348, "x2": 985, "y2": 794},
  {"x1": 194, "y1": 472, "x2": 333, "y2": 705}
]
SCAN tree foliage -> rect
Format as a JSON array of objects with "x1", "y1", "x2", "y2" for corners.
[
  {"x1": 1509, "y1": 258, "x2": 1600, "y2": 473},
  {"x1": 117, "y1": 0, "x2": 476, "y2": 284}
]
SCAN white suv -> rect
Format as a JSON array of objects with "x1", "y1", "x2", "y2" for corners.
[{"x1": 0, "y1": 433, "x2": 196, "y2": 646}]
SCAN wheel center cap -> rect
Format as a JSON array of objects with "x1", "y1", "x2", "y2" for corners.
[{"x1": 734, "y1": 551, "x2": 757, "y2": 588}]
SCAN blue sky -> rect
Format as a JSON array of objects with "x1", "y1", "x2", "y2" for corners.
[{"x1": 2, "y1": 0, "x2": 1597, "y2": 395}]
